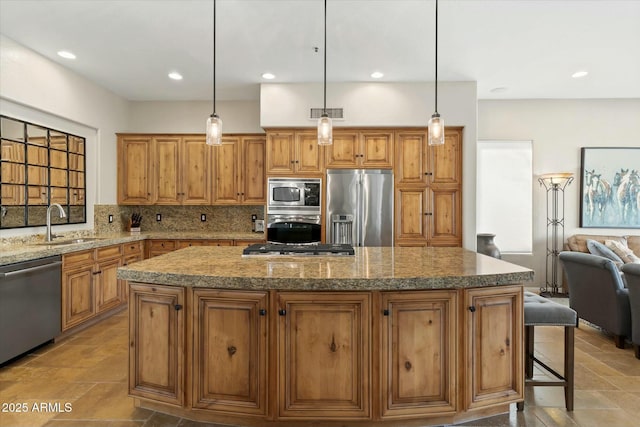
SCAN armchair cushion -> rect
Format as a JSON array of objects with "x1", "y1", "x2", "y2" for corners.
[
  {"x1": 587, "y1": 239, "x2": 624, "y2": 266},
  {"x1": 605, "y1": 239, "x2": 640, "y2": 264}
]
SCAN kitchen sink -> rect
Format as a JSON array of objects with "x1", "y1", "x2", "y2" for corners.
[{"x1": 33, "y1": 237, "x2": 106, "y2": 246}]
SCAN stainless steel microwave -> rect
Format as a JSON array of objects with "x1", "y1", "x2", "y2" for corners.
[{"x1": 267, "y1": 177, "x2": 321, "y2": 214}]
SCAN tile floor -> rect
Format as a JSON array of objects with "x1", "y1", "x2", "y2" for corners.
[{"x1": 0, "y1": 309, "x2": 638, "y2": 427}]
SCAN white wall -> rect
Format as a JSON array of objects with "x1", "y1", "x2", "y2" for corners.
[
  {"x1": 127, "y1": 100, "x2": 262, "y2": 134},
  {"x1": 478, "y1": 99, "x2": 640, "y2": 287},
  {"x1": 261, "y1": 82, "x2": 479, "y2": 249},
  {"x1": 0, "y1": 35, "x2": 130, "y2": 237}
]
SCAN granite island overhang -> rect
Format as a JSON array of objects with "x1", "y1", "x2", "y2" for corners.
[{"x1": 118, "y1": 246, "x2": 533, "y2": 427}]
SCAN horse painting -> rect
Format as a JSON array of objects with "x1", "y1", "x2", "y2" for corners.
[
  {"x1": 584, "y1": 169, "x2": 612, "y2": 223},
  {"x1": 615, "y1": 169, "x2": 640, "y2": 223}
]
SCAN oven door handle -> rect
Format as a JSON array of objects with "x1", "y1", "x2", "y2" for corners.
[{"x1": 268, "y1": 216, "x2": 321, "y2": 225}]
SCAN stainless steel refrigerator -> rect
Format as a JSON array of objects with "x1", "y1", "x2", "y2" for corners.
[{"x1": 326, "y1": 169, "x2": 393, "y2": 246}]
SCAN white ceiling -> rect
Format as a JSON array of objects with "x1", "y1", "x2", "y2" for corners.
[{"x1": 1, "y1": 0, "x2": 639, "y2": 102}]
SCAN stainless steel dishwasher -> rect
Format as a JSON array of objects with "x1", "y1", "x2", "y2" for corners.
[{"x1": 0, "y1": 255, "x2": 62, "y2": 364}]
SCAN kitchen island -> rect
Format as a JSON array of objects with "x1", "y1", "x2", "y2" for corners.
[{"x1": 118, "y1": 246, "x2": 533, "y2": 427}]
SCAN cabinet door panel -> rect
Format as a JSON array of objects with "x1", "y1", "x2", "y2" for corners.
[
  {"x1": 381, "y1": 291, "x2": 457, "y2": 418},
  {"x1": 213, "y1": 138, "x2": 239, "y2": 204},
  {"x1": 295, "y1": 132, "x2": 323, "y2": 173},
  {"x1": 395, "y1": 131, "x2": 427, "y2": 186},
  {"x1": 266, "y1": 132, "x2": 295, "y2": 174},
  {"x1": 429, "y1": 131, "x2": 461, "y2": 185},
  {"x1": 153, "y1": 137, "x2": 180, "y2": 204},
  {"x1": 360, "y1": 131, "x2": 393, "y2": 167},
  {"x1": 182, "y1": 136, "x2": 211, "y2": 204},
  {"x1": 428, "y1": 188, "x2": 462, "y2": 247},
  {"x1": 192, "y1": 290, "x2": 268, "y2": 415},
  {"x1": 118, "y1": 137, "x2": 152, "y2": 204},
  {"x1": 464, "y1": 286, "x2": 523, "y2": 409},
  {"x1": 62, "y1": 265, "x2": 95, "y2": 331},
  {"x1": 278, "y1": 292, "x2": 370, "y2": 419},
  {"x1": 396, "y1": 188, "x2": 427, "y2": 244},
  {"x1": 325, "y1": 132, "x2": 358, "y2": 168},
  {"x1": 241, "y1": 137, "x2": 266, "y2": 203},
  {"x1": 96, "y1": 258, "x2": 122, "y2": 313},
  {"x1": 129, "y1": 284, "x2": 184, "y2": 406}
]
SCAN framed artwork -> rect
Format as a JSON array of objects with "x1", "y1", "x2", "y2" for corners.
[{"x1": 580, "y1": 147, "x2": 640, "y2": 228}]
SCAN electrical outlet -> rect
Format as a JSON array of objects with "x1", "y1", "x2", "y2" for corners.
[
  {"x1": 251, "y1": 214, "x2": 257, "y2": 222},
  {"x1": 156, "y1": 213, "x2": 162, "y2": 222},
  {"x1": 108, "y1": 214, "x2": 113, "y2": 223},
  {"x1": 201, "y1": 214, "x2": 206, "y2": 222}
]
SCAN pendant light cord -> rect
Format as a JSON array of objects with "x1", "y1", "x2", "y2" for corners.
[
  {"x1": 323, "y1": 0, "x2": 327, "y2": 114},
  {"x1": 213, "y1": 0, "x2": 217, "y2": 116},
  {"x1": 434, "y1": 0, "x2": 438, "y2": 114}
]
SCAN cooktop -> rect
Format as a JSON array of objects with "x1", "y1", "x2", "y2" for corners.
[{"x1": 242, "y1": 243, "x2": 355, "y2": 256}]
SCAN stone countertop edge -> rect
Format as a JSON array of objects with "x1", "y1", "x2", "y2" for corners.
[{"x1": 0, "y1": 231, "x2": 265, "y2": 266}]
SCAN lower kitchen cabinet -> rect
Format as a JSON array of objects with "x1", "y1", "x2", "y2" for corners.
[
  {"x1": 277, "y1": 292, "x2": 371, "y2": 419},
  {"x1": 464, "y1": 286, "x2": 523, "y2": 410},
  {"x1": 146, "y1": 238, "x2": 264, "y2": 258},
  {"x1": 192, "y1": 289, "x2": 268, "y2": 415},
  {"x1": 129, "y1": 283, "x2": 184, "y2": 406},
  {"x1": 61, "y1": 244, "x2": 124, "y2": 331},
  {"x1": 380, "y1": 290, "x2": 457, "y2": 418}
]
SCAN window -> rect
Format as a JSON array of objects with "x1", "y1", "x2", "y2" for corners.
[
  {"x1": 476, "y1": 140, "x2": 532, "y2": 253},
  {"x1": 0, "y1": 115, "x2": 86, "y2": 229}
]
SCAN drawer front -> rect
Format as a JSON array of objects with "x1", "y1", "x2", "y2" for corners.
[
  {"x1": 63, "y1": 249, "x2": 94, "y2": 267},
  {"x1": 123, "y1": 240, "x2": 144, "y2": 256},
  {"x1": 148, "y1": 240, "x2": 177, "y2": 251},
  {"x1": 96, "y1": 244, "x2": 123, "y2": 260},
  {"x1": 177, "y1": 240, "x2": 206, "y2": 249}
]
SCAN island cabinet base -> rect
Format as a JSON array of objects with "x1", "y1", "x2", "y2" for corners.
[{"x1": 128, "y1": 284, "x2": 523, "y2": 426}]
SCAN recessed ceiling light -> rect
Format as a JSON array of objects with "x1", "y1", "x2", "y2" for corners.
[
  {"x1": 371, "y1": 71, "x2": 384, "y2": 79},
  {"x1": 262, "y1": 73, "x2": 276, "y2": 80},
  {"x1": 168, "y1": 72, "x2": 183, "y2": 80},
  {"x1": 490, "y1": 87, "x2": 508, "y2": 93},
  {"x1": 571, "y1": 70, "x2": 588, "y2": 79},
  {"x1": 57, "y1": 50, "x2": 76, "y2": 59}
]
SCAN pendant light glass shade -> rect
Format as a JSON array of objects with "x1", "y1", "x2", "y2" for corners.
[
  {"x1": 317, "y1": 114, "x2": 333, "y2": 145},
  {"x1": 428, "y1": 0, "x2": 444, "y2": 146},
  {"x1": 205, "y1": 0, "x2": 223, "y2": 146},
  {"x1": 428, "y1": 113, "x2": 444, "y2": 146},
  {"x1": 206, "y1": 113, "x2": 223, "y2": 146}
]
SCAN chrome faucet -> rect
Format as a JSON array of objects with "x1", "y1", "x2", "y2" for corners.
[{"x1": 46, "y1": 204, "x2": 67, "y2": 242}]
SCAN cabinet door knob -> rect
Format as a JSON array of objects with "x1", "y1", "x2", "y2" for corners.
[
  {"x1": 383, "y1": 309, "x2": 390, "y2": 316},
  {"x1": 468, "y1": 306, "x2": 476, "y2": 313},
  {"x1": 175, "y1": 304, "x2": 183, "y2": 311},
  {"x1": 278, "y1": 309, "x2": 286, "y2": 316},
  {"x1": 425, "y1": 172, "x2": 433, "y2": 176},
  {"x1": 424, "y1": 212, "x2": 433, "y2": 216},
  {"x1": 227, "y1": 346, "x2": 237, "y2": 356},
  {"x1": 259, "y1": 309, "x2": 267, "y2": 316}
]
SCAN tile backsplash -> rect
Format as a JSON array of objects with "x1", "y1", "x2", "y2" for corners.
[{"x1": 94, "y1": 205, "x2": 265, "y2": 234}]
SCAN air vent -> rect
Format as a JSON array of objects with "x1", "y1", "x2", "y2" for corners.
[{"x1": 310, "y1": 108, "x2": 344, "y2": 120}]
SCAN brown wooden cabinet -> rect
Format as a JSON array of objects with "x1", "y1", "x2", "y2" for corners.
[
  {"x1": 61, "y1": 244, "x2": 123, "y2": 331},
  {"x1": 464, "y1": 286, "x2": 523, "y2": 410},
  {"x1": 276, "y1": 292, "x2": 371, "y2": 419},
  {"x1": 147, "y1": 239, "x2": 252, "y2": 258},
  {"x1": 265, "y1": 130, "x2": 324, "y2": 175},
  {"x1": 213, "y1": 135, "x2": 266, "y2": 204},
  {"x1": 129, "y1": 283, "x2": 184, "y2": 406},
  {"x1": 395, "y1": 128, "x2": 462, "y2": 247},
  {"x1": 118, "y1": 134, "x2": 212, "y2": 205},
  {"x1": 325, "y1": 130, "x2": 393, "y2": 169},
  {"x1": 380, "y1": 290, "x2": 457, "y2": 418},
  {"x1": 117, "y1": 135, "x2": 154, "y2": 205},
  {"x1": 192, "y1": 289, "x2": 268, "y2": 415}
]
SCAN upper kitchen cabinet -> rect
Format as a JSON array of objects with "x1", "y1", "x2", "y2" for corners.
[
  {"x1": 118, "y1": 135, "x2": 154, "y2": 205},
  {"x1": 213, "y1": 135, "x2": 265, "y2": 205},
  {"x1": 325, "y1": 130, "x2": 393, "y2": 169},
  {"x1": 394, "y1": 127, "x2": 462, "y2": 247},
  {"x1": 265, "y1": 130, "x2": 323, "y2": 175},
  {"x1": 120, "y1": 134, "x2": 209, "y2": 205}
]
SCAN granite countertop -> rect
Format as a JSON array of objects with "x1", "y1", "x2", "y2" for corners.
[
  {"x1": 117, "y1": 246, "x2": 534, "y2": 291},
  {"x1": 0, "y1": 231, "x2": 265, "y2": 266}
]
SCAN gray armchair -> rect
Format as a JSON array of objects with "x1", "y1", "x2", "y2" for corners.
[
  {"x1": 621, "y1": 263, "x2": 640, "y2": 359},
  {"x1": 559, "y1": 251, "x2": 631, "y2": 349}
]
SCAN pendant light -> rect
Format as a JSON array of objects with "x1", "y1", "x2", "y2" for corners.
[
  {"x1": 317, "y1": 0, "x2": 332, "y2": 145},
  {"x1": 428, "y1": 0, "x2": 444, "y2": 146},
  {"x1": 206, "y1": 0, "x2": 222, "y2": 146}
]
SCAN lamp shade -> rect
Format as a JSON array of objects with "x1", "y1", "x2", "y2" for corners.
[
  {"x1": 317, "y1": 114, "x2": 333, "y2": 146},
  {"x1": 206, "y1": 113, "x2": 223, "y2": 146},
  {"x1": 428, "y1": 113, "x2": 445, "y2": 146},
  {"x1": 538, "y1": 172, "x2": 574, "y2": 188}
]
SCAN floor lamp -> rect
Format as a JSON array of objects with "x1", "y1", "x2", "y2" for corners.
[{"x1": 539, "y1": 173, "x2": 574, "y2": 297}]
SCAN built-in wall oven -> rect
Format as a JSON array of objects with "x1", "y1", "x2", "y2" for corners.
[{"x1": 267, "y1": 177, "x2": 322, "y2": 244}]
